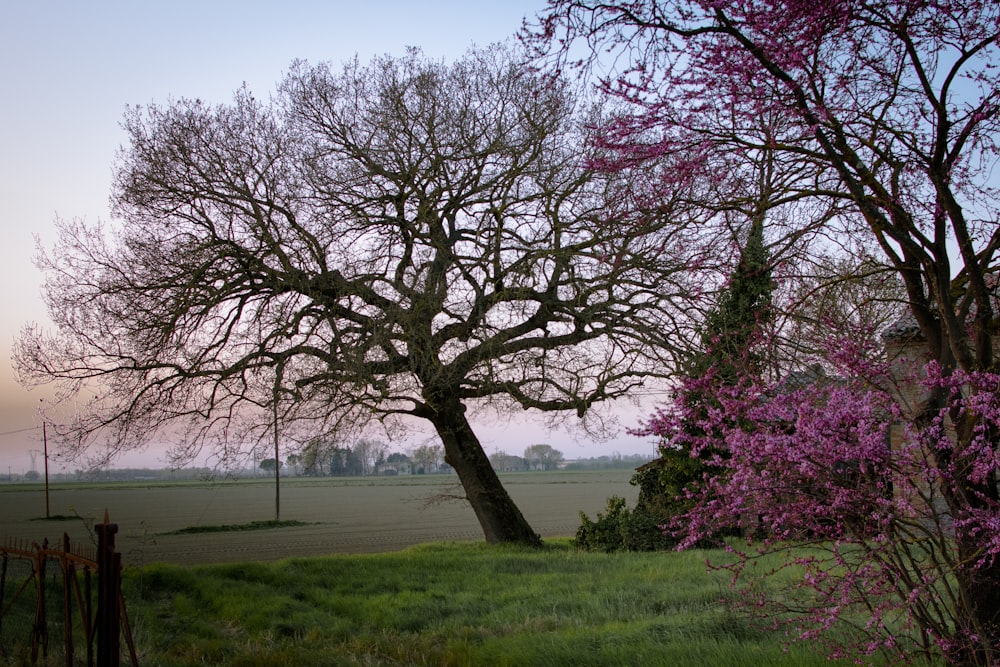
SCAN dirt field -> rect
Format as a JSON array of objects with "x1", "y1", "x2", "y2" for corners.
[{"x1": 0, "y1": 470, "x2": 637, "y2": 565}]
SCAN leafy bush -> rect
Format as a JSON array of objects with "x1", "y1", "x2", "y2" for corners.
[{"x1": 574, "y1": 495, "x2": 676, "y2": 552}]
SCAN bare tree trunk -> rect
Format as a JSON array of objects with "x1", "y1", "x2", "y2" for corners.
[{"x1": 428, "y1": 396, "x2": 542, "y2": 546}]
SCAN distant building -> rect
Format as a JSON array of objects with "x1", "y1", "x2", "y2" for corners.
[
  {"x1": 377, "y1": 453, "x2": 412, "y2": 476},
  {"x1": 881, "y1": 272, "x2": 1000, "y2": 451}
]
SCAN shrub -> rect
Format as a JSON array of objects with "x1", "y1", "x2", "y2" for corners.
[{"x1": 574, "y1": 495, "x2": 676, "y2": 552}]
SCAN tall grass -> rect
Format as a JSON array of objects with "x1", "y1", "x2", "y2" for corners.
[{"x1": 122, "y1": 540, "x2": 887, "y2": 666}]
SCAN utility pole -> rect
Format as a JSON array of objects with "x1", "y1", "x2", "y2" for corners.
[
  {"x1": 273, "y1": 395, "x2": 280, "y2": 522},
  {"x1": 43, "y1": 420, "x2": 51, "y2": 518}
]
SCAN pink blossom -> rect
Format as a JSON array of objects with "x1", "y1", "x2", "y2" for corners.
[{"x1": 640, "y1": 339, "x2": 1000, "y2": 663}]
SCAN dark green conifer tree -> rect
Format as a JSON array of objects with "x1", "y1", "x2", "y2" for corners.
[
  {"x1": 634, "y1": 218, "x2": 773, "y2": 533},
  {"x1": 579, "y1": 219, "x2": 773, "y2": 551},
  {"x1": 691, "y1": 218, "x2": 773, "y2": 382}
]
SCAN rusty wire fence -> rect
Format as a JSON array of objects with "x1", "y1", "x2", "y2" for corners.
[{"x1": 0, "y1": 518, "x2": 137, "y2": 667}]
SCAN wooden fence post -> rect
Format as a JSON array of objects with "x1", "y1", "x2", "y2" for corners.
[
  {"x1": 1, "y1": 516, "x2": 136, "y2": 667},
  {"x1": 0, "y1": 550, "x2": 7, "y2": 648},
  {"x1": 85, "y1": 564, "x2": 93, "y2": 667},
  {"x1": 95, "y1": 514, "x2": 120, "y2": 667},
  {"x1": 32, "y1": 539, "x2": 48, "y2": 664},
  {"x1": 62, "y1": 533, "x2": 74, "y2": 665}
]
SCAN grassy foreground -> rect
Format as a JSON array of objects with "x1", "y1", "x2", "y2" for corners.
[{"x1": 123, "y1": 539, "x2": 878, "y2": 666}]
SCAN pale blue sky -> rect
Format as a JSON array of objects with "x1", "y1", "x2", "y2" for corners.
[{"x1": 0, "y1": 1, "x2": 656, "y2": 473}]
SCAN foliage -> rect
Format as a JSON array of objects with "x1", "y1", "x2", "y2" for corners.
[
  {"x1": 561, "y1": 453, "x2": 653, "y2": 471},
  {"x1": 530, "y1": 1, "x2": 1000, "y2": 662},
  {"x1": 623, "y1": 215, "x2": 773, "y2": 549},
  {"x1": 123, "y1": 541, "x2": 877, "y2": 666},
  {"x1": 639, "y1": 336, "x2": 1000, "y2": 665},
  {"x1": 298, "y1": 437, "x2": 338, "y2": 476},
  {"x1": 631, "y1": 450, "x2": 701, "y2": 524},
  {"x1": 574, "y1": 456, "x2": 730, "y2": 553},
  {"x1": 690, "y1": 218, "x2": 773, "y2": 383},
  {"x1": 409, "y1": 444, "x2": 444, "y2": 475},
  {"x1": 259, "y1": 458, "x2": 281, "y2": 472},
  {"x1": 522, "y1": 443, "x2": 565, "y2": 470},
  {"x1": 328, "y1": 447, "x2": 364, "y2": 477},
  {"x1": 160, "y1": 519, "x2": 312, "y2": 535},
  {"x1": 352, "y1": 439, "x2": 389, "y2": 477},
  {"x1": 574, "y1": 495, "x2": 676, "y2": 553}
]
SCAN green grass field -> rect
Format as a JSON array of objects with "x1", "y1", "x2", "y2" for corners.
[
  {"x1": 0, "y1": 473, "x2": 903, "y2": 665},
  {"x1": 122, "y1": 540, "x2": 881, "y2": 666}
]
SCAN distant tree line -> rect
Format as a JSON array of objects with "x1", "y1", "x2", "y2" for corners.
[
  {"x1": 489, "y1": 446, "x2": 652, "y2": 472},
  {"x1": 562, "y1": 453, "x2": 653, "y2": 471},
  {"x1": 262, "y1": 440, "x2": 650, "y2": 477},
  {"x1": 490, "y1": 444, "x2": 565, "y2": 472},
  {"x1": 12, "y1": 467, "x2": 217, "y2": 483},
  {"x1": 285, "y1": 439, "x2": 450, "y2": 477}
]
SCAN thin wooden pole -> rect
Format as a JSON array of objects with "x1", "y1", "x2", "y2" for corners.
[
  {"x1": 273, "y1": 388, "x2": 280, "y2": 523},
  {"x1": 42, "y1": 422, "x2": 50, "y2": 519},
  {"x1": 63, "y1": 534, "x2": 74, "y2": 664}
]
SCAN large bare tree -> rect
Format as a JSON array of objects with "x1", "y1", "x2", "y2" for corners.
[{"x1": 16, "y1": 47, "x2": 695, "y2": 545}]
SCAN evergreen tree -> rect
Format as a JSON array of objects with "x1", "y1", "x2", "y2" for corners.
[
  {"x1": 636, "y1": 219, "x2": 773, "y2": 531},
  {"x1": 690, "y1": 218, "x2": 773, "y2": 382},
  {"x1": 580, "y1": 220, "x2": 774, "y2": 551}
]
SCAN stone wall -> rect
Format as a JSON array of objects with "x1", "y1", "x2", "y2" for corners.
[{"x1": 882, "y1": 320, "x2": 1000, "y2": 450}]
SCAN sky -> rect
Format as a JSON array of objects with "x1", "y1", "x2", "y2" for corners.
[{"x1": 0, "y1": 1, "x2": 659, "y2": 475}]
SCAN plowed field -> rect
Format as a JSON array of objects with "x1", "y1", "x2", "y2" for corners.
[{"x1": 0, "y1": 470, "x2": 638, "y2": 565}]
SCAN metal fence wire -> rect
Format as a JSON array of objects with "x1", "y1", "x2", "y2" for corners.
[
  {"x1": 0, "y1": 550, "x2": 40, "y2": 665},
  {"x1": 0, "y1": 519, "x2": 137, "y2": 667}
]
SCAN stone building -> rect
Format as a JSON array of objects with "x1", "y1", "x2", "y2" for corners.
[{"x1": 881, "y1": 273, "x2": 1000, "y2": 450}]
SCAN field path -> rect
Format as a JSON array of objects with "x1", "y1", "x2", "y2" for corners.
[{"x1": 0, "y1": 470, "x2": 638, "y2": 565}]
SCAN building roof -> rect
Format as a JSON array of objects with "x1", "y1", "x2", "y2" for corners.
[{"x1": 881, "y1": 314, "x2": 922, "y2": 341}]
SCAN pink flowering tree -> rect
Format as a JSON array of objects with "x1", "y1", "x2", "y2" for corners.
[
  {"x1": 529, "y1": 1, "x2": 1000, "y2": 663},
  {"x1": 637, "y1": 339, "x2": 1000, "y2": 664}
]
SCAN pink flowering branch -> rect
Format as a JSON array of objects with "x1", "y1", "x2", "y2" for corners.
[
  {"x1": 528, "y1": 2, "x2": 1000, "y2": 662},
  {"x1": 638, "y1": 335, "x2": 1000, "y2": 663}
]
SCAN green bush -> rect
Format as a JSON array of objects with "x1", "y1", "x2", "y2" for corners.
[
  {"x1": 575, "y1": 454, "x2": 732, "y2": 553},
  {"x1": 574, "y1": 495, "x2": 676, "y2": 552}
]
